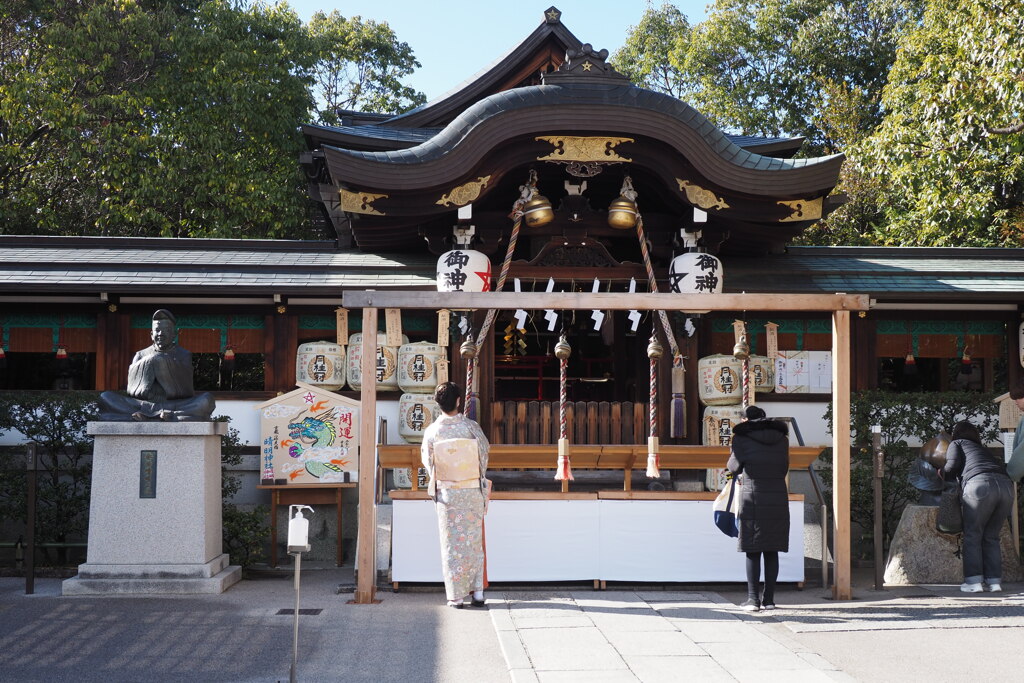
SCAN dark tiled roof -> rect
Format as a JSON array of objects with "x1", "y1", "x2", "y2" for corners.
[
  {"x1": 306, "y1": 120, "x2": 800, "y2": 154},
  {"x1": 0, "y1": 237, "x2": 436, "y2": 296},
  {"x1": 723, "y1": 247, "x2": 1024, "y2": 301},
  {"x1": 2, "y1": 238, "x2": 1022, "y2": 304},
  {"x1": 322, "y1": 82, "x2": 843, "y2": 196}
]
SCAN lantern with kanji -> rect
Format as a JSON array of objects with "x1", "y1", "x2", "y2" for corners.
[
  {"x1": 668, "y1": 251, "x2": 723, "y2": 295},
  {"x1": 436, "y1": 249, "x2": 491, "y2": 295}
]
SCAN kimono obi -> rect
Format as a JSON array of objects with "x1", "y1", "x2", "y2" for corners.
[{"x1": 433, "y1": 438, "x2": 481, "y2": 489}]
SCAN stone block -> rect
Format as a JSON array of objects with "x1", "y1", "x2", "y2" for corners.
[
  {"x1": 63, "y1": 421, "x2": 239, "y2": 595},
  {"x1": 884, "y1": 504, "x2": 1022, "y2": 585}
]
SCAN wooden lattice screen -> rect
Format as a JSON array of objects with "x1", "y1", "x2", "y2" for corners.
[{"x1": 489, "y1": 400, "x2": 648, "y2": 445}]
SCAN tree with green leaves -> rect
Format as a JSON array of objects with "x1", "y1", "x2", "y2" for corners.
[
  {"x1": 853, "y1": 0, "x2": 1024, "y2": 247},
  {"x1": 308, "y1": 10, "x2": 425, "y2": 122},
  {"x1": 681, "y1": 0, "x2": 923, "y2": 155},
  {"x1": 0, "y1": 0, "x2": 425, "y2": 239},
  {"x1": 611, "y1": 2, "x2": 694, "y2": 99}
]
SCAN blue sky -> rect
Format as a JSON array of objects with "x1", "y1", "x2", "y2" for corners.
[{"x1": 287, "y1": 1, "x2": 710, "y2": 101}]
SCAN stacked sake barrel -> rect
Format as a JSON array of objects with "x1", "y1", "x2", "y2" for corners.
[
  {"x1": 396, "y1": 341, "x2": 444, "y2": 443},
  {"x1": 346, "y1": 332, "x2": 407, "y2": 391},
  {"x1": 296, "y1": 341, "x2": 347, "y2": 391},
  {"x1": 698, "y1": 354, "x2": 775, "y2": 489}
]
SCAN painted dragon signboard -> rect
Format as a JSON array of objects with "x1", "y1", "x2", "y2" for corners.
[{"x1": 254, "y1": 382, "x2": 359, "y2": 485}]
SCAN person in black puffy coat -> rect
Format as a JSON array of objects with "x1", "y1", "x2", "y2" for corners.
[
  {"x1": 727, "y1": 405, "x2": 790, "y2": 612},
  {"x1": 942, "y1": 419, "x2": 1013, "y2": 593}
]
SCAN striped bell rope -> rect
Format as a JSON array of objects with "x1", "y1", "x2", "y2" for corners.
[
  {"x1": 647, "y1": 335, "x2": 663, "y2": 477},
  {"x1": 554, "y1": 334, "x2": 574, "y2": 481}
]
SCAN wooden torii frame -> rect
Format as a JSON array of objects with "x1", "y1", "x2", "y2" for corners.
[{"x1": 343, "y1": 291, "x2": 870, "y2": 604}]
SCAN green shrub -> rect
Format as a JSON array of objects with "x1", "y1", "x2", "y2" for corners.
[
  {"x1": 0, "y1": 391, "x2": 98, "y2": 565},
  {"x1": 217, "y1": 418, "x2": 269, "y2": 568}
]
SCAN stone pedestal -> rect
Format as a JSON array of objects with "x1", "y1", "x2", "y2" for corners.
[
  {"x1": 63, "y1": 422, "x2": 241, "y2": 595},
  {"x1": 883, "y1": 504, "x2": 1022, "y2": 585}
]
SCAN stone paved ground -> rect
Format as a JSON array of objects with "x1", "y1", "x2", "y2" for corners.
[{"x1": 5, "y1": 571, "x2": 1024, "y2": 682}]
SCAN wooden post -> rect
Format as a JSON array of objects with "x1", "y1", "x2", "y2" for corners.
[
  {"x1": 354, "y1": 307, "x2": 379, "y2": 604},
  {"x1": 832, "y1": 310, "x2": 852, "y2": 600}
]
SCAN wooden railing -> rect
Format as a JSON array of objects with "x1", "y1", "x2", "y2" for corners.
[
  {"x1": 490, "y1": 400, "x2": 648, "y2": 445},
  {"x1": 378, "y1": 443, "x2": 825, "y2": 492}
]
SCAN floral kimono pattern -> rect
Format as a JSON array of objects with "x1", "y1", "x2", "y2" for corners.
[{"x1": 421, "y1": 413, "x2": 490, "y2": 601}]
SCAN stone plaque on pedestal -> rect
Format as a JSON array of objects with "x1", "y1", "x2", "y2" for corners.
[{"x1": 63, "y1": 421, "x2": 241, "y2": 595}]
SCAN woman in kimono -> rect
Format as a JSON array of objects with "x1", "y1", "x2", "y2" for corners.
[{"x1": 420, "y1": 381, "x2": 490, "y2": 608}]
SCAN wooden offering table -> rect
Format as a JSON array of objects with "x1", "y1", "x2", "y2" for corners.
[
  {"x1": 256, "y1": 483, "x2": 356, "y2": 568},
  {"x1": 379, "y1": 445, "x2": 823, "y2": 587}
]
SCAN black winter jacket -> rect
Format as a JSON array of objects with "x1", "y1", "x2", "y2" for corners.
[
  {"x1": 942, "y1": 437, "x2": 1008, "y2": 483},
  {"x1": 726, "y1": 417, "x2": 791, "y2": 553}
]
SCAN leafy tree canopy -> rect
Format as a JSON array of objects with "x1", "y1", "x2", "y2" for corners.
[
  {"x1": 309, "y1": 10, "x2": 425, "y2": 123},
  {"x1": 0, "y1": 0, "x2": 424, "y2": 238},
  {"x1": 853, "y1": 0, "x2": 1024, "y2": 247},
  {"x1": 611, "y1": 3, "x2": 693, "y2": 99}
]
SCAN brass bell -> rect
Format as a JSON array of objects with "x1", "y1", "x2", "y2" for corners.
[
  {"x1": 607, "y1": 195, "x2": 638, "y2": 229},
  {"x1": 732, "y1": 340, "x2": 750, "y2": 360},
  {"x1": 460, "y1": 339, "x2": 477, "y2": 360},
  {"x1": 554, "y1": 336, "x2": 572, "y2": 360},
  {"x1": 522, "y1": 195, "x2": 554, "y2": 227},
  {"x1": 647, "y1": 338, "x2": 663, "y2": 360}
]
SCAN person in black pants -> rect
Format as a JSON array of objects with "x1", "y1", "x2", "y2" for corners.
[
  {"x1": 727, "y1": 405, "x2": 791, "y2": 612},
  {"x1": 942, "y1": 420, "x2": 1014, "y2": 592}
]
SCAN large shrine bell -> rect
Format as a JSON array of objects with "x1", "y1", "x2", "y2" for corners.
[
  {"x1": 522, "y1": 195, "x2": 554, "y2": 227},
  {"x1": 607, "y1": 195, "x2": 638, "y2": 229}
]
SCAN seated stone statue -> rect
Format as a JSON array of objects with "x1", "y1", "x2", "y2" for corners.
[{"x1": 99, "y1": 309, "x2": 215, "y2": 422}]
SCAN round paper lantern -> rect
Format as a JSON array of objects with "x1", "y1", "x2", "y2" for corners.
[
  {"x1": 669, "y1": 251, "x2": 723, "y2": 314},
  {"x1": 436, "y1": 249, "x2": 491, "y2": 294}
]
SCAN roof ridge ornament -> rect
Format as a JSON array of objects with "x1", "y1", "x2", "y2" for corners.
[
  {"x1": 542, "y1": 42, "x2": 630, "y2": 84},
  {"x1": 544, "y1": 6, "x2": 561, "y2": 23}
]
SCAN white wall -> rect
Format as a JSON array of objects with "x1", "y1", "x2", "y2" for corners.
[{"x1": 756, "y1": 400, "x2": 831, "y2": 447}]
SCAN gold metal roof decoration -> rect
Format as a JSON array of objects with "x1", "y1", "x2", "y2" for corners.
[
  {"x1": 340, "y1": 188, "x2": 388, "y2": 215},
  {"x1": 676, "y1": 179, "x2": 730, "y2": 211},
  {"x1": 436, "y1": 176, "x2": 492, "y2": 207},
  {"x1": 536, "y1": 136, "x2": 633, "y2": 164},
  {"x1": 777, "y1": 198, "x2": 823, "y2": 222}
]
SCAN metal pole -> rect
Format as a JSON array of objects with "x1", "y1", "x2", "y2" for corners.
[
  {"x1": 290, "y1": 551, "x2": 301, "y2": 683},
  {"x1": 871, "y1": 425, "x2": 884, "y2": 591},
  {"x1": 25, "y1": 442, "x2": 37, "y2": 595}
]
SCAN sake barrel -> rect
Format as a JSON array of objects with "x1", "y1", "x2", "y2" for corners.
[
  {"x1": 702, "y1": 405, "x2": 745, "y2": 447},
  {"x1": 697, "y1": 354, "x2": 743, "y2": 406},
  {"x1": 398, "y1": 341, "x2": 444, "y2": 392},
  {"x1": 398, "y1": 393, "x2": 440, "y2": 443},
  {"x1": 750, "y1": 354, "x2": 776, "y2": 393},
  {"x1": 295, "y1": 341, "x2": 346, "y2": 391},
  {"x1": 347, "y1": 332, "x2": 406, "y2": 390}
]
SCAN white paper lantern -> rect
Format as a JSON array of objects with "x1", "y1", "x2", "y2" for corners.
[
  {"x1": 669, "y1": 251, "x2": 723, "y2": 315},
  {"x1": 669, "y1": 252, "x2": 724, "y2": 294},
  {"x1": 436, "y1": 249, "x2": 491, "y2": 294}
]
